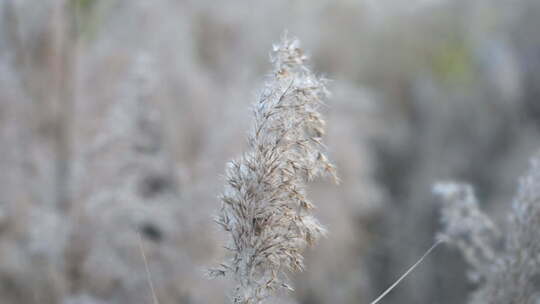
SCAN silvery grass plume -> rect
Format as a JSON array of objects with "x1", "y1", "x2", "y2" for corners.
[
  {"x1": 432, "y1": 182, "x2": 501, "y2": 283},
  {"x1": 434, "y1": 154, "x2": 540, "y2": 304},
  {"x1": 209, "y1": 33, "x2": 338, "y2": 304}
]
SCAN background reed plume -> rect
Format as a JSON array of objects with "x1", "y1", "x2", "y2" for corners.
[
  {"x1": 210, "y1": 33, "x2": 338, "y2": 303},
  {"x1": 434, "y1": 153, "x2": 540, "y2": 304}
]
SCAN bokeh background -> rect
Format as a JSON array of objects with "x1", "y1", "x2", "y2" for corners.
[{"x1": 1, "y1": 0, "x2": 540, "y2": 303}]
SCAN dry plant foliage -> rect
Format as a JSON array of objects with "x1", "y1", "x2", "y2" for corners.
[
  {"x1": 210, "y1": 33, "x2": 338, "y2": 304},
  {"x1": 435, "y1": 154, "x2": 540, "y2": 304}
]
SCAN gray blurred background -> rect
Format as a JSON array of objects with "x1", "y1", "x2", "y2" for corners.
[{"x1": 1, "y1": 0, "x2": 540, "y2": 303}]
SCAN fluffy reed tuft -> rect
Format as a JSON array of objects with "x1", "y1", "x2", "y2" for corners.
[
  {"x1": 210, "y1": 33, "x2": 338, "y2": 304},
  {"x1": 434, "y1": 153, "x2": 540, "y2": 303}
]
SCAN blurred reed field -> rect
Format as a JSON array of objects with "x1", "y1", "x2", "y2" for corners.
[{"x1": 1, "y1": 0, "x2": 540, "y2": 303}]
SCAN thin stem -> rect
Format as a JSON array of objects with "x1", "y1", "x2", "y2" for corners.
[
  {"x1": 137, "y1": 233, "x2": 160, "y2": 304},
  {"x1": 370, "y1": 240, "x2": 442, "y2": 304}
]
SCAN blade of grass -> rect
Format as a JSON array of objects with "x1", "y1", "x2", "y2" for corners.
[
  {"x1": 137, "y1": 232, "x2": 160, "y2": 304},
  {"x1": 370, "y1": 239, "x2": 442, "y2": 304}
]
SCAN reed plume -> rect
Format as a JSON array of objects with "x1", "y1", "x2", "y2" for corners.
[
  {"x1": 210, "y1": 33, "x2": 338, "y2": 304},
  {"x1": 434, "y1": 153, "x2": 540, "y2": 304}
]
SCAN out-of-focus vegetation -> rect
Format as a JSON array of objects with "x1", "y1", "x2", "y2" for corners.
[{"x1": 1, "y1": 0, "x2": 539, "y2": 303}]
